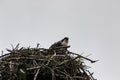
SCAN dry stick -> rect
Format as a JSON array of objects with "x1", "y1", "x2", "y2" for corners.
[
  {"x1": 58, "y1": 54, "x2": 89, "y2": 66},
  {"x1": 58, "y1": 56, "x2": 81, "y2": 66},
  {"x1": 33, "y1": 60, "x2": 38, "y2": 74},
  {"x1": 55, "y1": 67, "x2": 74, "y2": 80},
  {"x1": 63, "y1": 69, "x2": 72, "y2": 80},
  {"x1": 33, "y1": 60, "x2": 40, "y2": 80},
  {"x1": 79, "y1": 66, "x2": 90, "y2": 80},
  {"x1": 0, "y1": 60, "x2": 18, "y2": 65},
  {"x1": 6, "y1": 49, "x2": 14, "y2": 53},
  {"x1": 0, "y1": 53, "x2": 11, "y2": 58},
  {"x1": 15, "y1": 43, "x2": 20, "y2": 50},
  {"x1": 51, "y1": 69, "x2": 55, "y2": 80},
  {"x1": 27, "y1": 57, "x2": 47, "y2": 70},
  {"x1": 1, "y1": 51, "x2": 3, "y2": 56},
  {"x1": 58, "y1": 60, "x2": 69, "y2": 66},
  {"x1": 72, "y1": 76, "x2": 88, "y2": 79},
  {"x1": 36, "y1": 43, "x2": 40, "y2": 48},
  {"x1": 33, "y1": 60, "x2": 38, "y2": 66},
  {"x1": 27, "y1": 65, "x2": 43, "y2": 70},
  {"x1": 86, "y1": 70, "x2": 95, "y2": 80},
  {"x1": 29, "y1": 64, "x2": 56, "y2": 80},
  {"x1": 19, "y1": 47, "x2": 24, "y2": 51},
  {"x1": 34, "y1": 69, "x2": 40, "y2": 80},
  {"x1": 6, "y1": 56, "x2": 47, "y2": 61},
  {"x1": 68, "y1": 51, "x2": 98, "y2": 63},
  {"x1": 56, "y1": 69, "x2": 73, "y2": 80},
  {"x1": 46, "y1": 51, "x2": 56, "y2": 65},
  {"x1": 9, "y1": 61, "x2": 14, "y2": 71},
  {"x1": 11, "y1": 44, "x2": 14, "y2": 50},
  {"x1": 45, "y1": 66, "x2": 55, "y2": 80}
]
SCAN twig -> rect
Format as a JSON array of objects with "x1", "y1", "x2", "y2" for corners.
[
  {"x1": 34, "y1": 69, "x2": 40, "y2": 80},
  {"x1": 45, "y1": 66, "x2": 56, "y2": 80},
  {"x1": 68, "y1": 51, "x2": 98, "y2": 63},
  {"x1": 46, "y1": 51, "x2": 56, "y2": 65},
  {"x1": 15, "y1": 43, "x2": 20, "y2": 50},
  {"x1": 56, "y1": 69, "x2": 73, "y2": 80}
]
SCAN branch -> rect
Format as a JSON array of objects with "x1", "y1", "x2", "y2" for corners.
[{"x1": 68, "y1": 51, "x2": 98, "y2": 63}]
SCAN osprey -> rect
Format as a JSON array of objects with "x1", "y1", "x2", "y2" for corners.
[{"x1": 49, "y1": 37, "x2": 69, "y2": 49}]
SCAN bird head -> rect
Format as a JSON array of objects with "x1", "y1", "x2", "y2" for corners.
[{"x1": 61, "y1": 37, "x2": 69, "y2": 46}]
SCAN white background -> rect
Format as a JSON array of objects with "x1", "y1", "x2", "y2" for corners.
[{"x1": 0, "y1": 0, "x2": 120, "y2": 80}]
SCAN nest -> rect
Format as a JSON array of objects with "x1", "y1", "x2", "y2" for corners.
[{"x1": 0, "y1": 44, "x2": 97, "y2": 80}]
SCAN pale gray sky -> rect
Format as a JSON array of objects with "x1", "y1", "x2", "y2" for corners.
[{"x1": 0, "y1": 0, "x2": 120, "y2": 80}]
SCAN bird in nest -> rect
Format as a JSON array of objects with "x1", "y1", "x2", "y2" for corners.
[{"x1": 49, "y1": 37, "x2": 69, "y2": 49}]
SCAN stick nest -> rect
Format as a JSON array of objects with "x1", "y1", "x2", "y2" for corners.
[{"x1": 0, "y1": 44, "x2": 97, "y2": 80}]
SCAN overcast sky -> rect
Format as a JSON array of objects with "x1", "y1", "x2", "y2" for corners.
[{"x1": 0, "y1": 0, "x2": 120, "y2": 80}]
